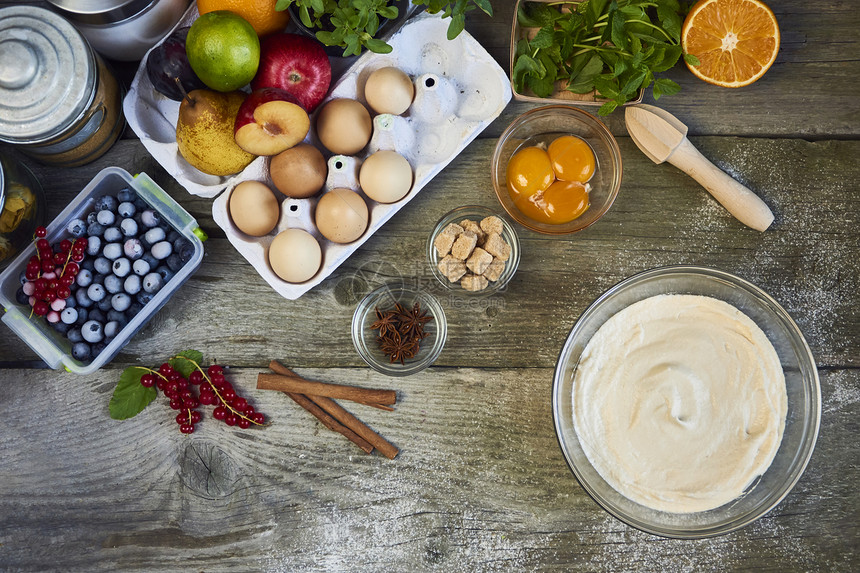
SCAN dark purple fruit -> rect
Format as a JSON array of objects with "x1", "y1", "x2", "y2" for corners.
[{"x1": 146, "y1": 27, "x2": 206, "y2": 101}]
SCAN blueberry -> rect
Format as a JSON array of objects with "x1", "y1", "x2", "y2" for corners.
[
  {"x1": 15, "y1": 287, "x2": 29, "y2": 305},
  {"x1": 106, "y1": 309, "x2": 126, "y2": 323},
  {"x1": 80, "y1": 258, "x2": 95, "y2": 272},
  {"x1": 103, "y1": 226, "x2": 122, "y2": 243},
  {"x1": 141, "y1": 252, "x2": 158, "y2": 270},
  {"x1": 133, "y1": 198, "x2": 148, "y2": 211},
  {"x1": 140, "y1": 209, "x2": 161, "y2": 228},
  {"x1": 142, "y1": 272, "x2": 163, "y2": 294},
  {"x1": 66, "y1": 218, "x2": 87, "y2": 237},
  {"x1": 88, "y1": 309, "x2": 106, "y2": 324},
  {"x1": 167, "y1": 230, "x2": 181, "y2": 243},
  {"x1": 104, "y1": 321, "x2": 121, "y2": 338},
  {"x1": 81, "y1": 320, "x2": 104, "y2": 343},
  {"x1": 52, "y1": 321, "x2": 71, "y2": 335},
  {"x1": 104, "y1": 274, "x2": 123, "y2": 294},
  {"x1": 71, "y1": 342, "x2": 91, "y2": 361},
  {"x1": 118, "y1": 202, "x2": 136, "y2": 218},
  {"x1": 86, "y1": 211, "x2": 99, "y2": 225},
  {"x1": 112, "y1": 293, "x2": 132, "y2": 312},
  {"x1": 124, "y1": 239, "x2": 144, "y2": 260},
  {"x1": 61, "y1": 307, "x2": 78, "y2": 324},
  {"x1": 18, "y1": 270, "x2": 28, "y2": 285},
  {"x1": 100, "y1": 297, "x2": 113, "y2": 312},
  {"x1": 93, "y1": 257, "x2": 110, "y2": 275},
  {"x1": 75, "y1": 288, "x2": 93, "y2": 308},
  {"x1": 174, "y1": 237, "x2": 195, "y2": 263},
  {"x1": 91, "y1": 341, "x2": 107, "y2": 357},
  {"x1": 123, "y1": 274, "x2": 141, "y2": 295},
  {"x1": 97, "y1": 210, "x2": 116, "y2": 226},
  {"x1": 117, "y1": 188, "x2": 135, "y2": 203},
  {"x1": 75, "y1": 269, "x2": 93, "y2": 288},
  {"x1": 67, "y1": 327, "x2": 83, "y2": 343},
  {"x1": 103, "y1": 243, "x2": 123, "y2": 260},
  {"x1": 86, "y1": 235, "x2": 101, "y2": 257},
  {"x1": 143, "y1": 227, "x2": 166, "y2": 246},
  {"x1": 64, "y1": 295, "x2": 76, "y2": 309},
  {"x1": 155, "y1": 265, "x2": 175, "y2": 283},
  {"x1": 132, "y1": 259, "x2": 151, "y2": 276},
  {"x1": 75, "y1": 308, "x2": 88, "y2": 325},
  {"x1": 137, "y1": 292, "x2": 155, "y2": 305},
  {"x1": 151, "y1": 241, "x2": 172, "y2": 260},
  {"x1": 120, "y1": 218, "x2": 138, "y2": 237},
  {"x1": 128, "y1": 302, "x2": 143, "y2": 316},
  {"x1": 112, "y1": 257, "x2": 131, "y2": 278},
  {"x1": 87, "y1": 283, "x2": 106, "y2": 302},
  {"x1": 87, "y1": 222, "x2": 105, "y2": 237},
  {"x1": 93, "y1": 273, "x2": 106, "y2": 286},
  {"x1": 166, "y1": 253, "x2": 184, "y2": 272},
  {"x1": 94, "y1": 195, "x2": 117, "y2": 212}
]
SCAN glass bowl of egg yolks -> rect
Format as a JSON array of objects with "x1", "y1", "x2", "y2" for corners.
[{"x1": 491, "y1": 105, "x2": 622, "y2": 235}]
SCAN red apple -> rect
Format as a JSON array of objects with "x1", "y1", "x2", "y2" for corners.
[
  {"x1": 251, "y1": 33, "x2": 332, "y2": 113},
  {"x1": 234, "y1": 88, "x2": 311, "y2": 156}
]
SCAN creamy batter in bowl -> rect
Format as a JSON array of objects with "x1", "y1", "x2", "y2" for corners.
[{"x1": 552, "y1": 266, "x2": 820, "y2": 538}]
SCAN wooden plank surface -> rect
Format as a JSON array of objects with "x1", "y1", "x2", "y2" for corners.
[{"x1": 0, "y1": 0, "x2": 858, "y2": 571}]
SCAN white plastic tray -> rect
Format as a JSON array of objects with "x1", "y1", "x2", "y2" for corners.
[{"x1": 124, "y1": 10, "x2": 511, "y2": 299}]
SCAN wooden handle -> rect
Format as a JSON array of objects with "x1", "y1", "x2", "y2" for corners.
[{"x1": 667, "y1": 138, "x2": 774, "y2": 232}]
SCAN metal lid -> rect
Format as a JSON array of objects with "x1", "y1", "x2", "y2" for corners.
[
  {"x1": 46, "y1": 0, "x2": 158, "y2": 25},
  {"x1": 0, "y1": 6, "x2": 96, "y2": 144},
  {"x1": 46, "y1": 0, "x2": 138, "y2": 14}
]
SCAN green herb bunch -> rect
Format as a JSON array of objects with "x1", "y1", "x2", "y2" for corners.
[
  {"x1": 513, "y1": 0, "x2": 699, "y2": 115},
  {"x1": 276, "y1": 0, "x2": 401, "y2": 56},
  {"x1": 411, "y1": 0, "x2": 494, "y2": 41}
]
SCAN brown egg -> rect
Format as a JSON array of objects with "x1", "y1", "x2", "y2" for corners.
[
  {"x1": 269, "y1": 143, "x2": 327, "y2": 198},
  {"x1": 315, "y1": 188, "x2": 369, "y2": 244},
  {"x1": 316, "y1": 98, "x2": 372, "y2": 155},
  {"x1": 268, "y1": 228, "x2": 322, "y2": 283},
  {"x1": 228, "y1": 180, "x2": 280, "y2": 237},
  {"x1": 359, "y1": 150, "x2": 413, "y2": 203},
  {"x1": 364, "y1": 67, "x2": 414, "y2": 115}
]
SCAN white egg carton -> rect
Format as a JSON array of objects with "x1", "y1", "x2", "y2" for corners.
[{"x1": 124, "y1": 10, "x2": 511, "y2": 299}]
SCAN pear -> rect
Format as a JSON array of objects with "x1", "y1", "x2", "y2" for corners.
[{"x1": 176, "y1": 89, "x2": 255, "y2": 176}]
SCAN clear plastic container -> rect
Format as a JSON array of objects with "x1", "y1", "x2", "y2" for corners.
[{"x1": 0, "y1": 167, "x2": 204, "y2": 374}]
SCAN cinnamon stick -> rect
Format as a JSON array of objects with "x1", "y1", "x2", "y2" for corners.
[
  {"x1": 267, "y1": 361, "x2": 400, "y2": 460},
  {"x1": 285, "y1": 392, "x2": 373, "y2": 454},
  {"x1": 257, "y1": 373, "x2": 397, "y2": 406}
]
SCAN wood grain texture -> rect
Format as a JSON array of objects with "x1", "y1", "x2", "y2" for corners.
[{"x1": 0, "y1": 0, "x2": 858, "y2": 570}]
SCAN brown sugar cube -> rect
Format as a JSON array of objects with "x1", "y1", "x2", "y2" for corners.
[
  {"x1": 437, "y1": 255, "x2": 467, "y2": 283},
  {"x1": 482, "y1": 258, "x2": 506, "y2": 282},
  {"x1": 480, "y1": 215, "x2": 504, "y2": 236},
  {"x1": 466, "y1": 247, "x2": 493, "y2": 275},
  {"x1": 434, "y1": 232, "x2": 456, "y2": 257},
  {"x1": 459, "y1": 219, "x2": 485, "y2": 245},
  {"x1": 443, "y1": 222, "x2": 464, "y2": 236},
  {"x1": 483, "y1": 232, "x2": 511, "y2": 261},
  {"x1": 460, "y1": 273, "x2": 489, "y2": 292},
  {"x1": 450, "y1": 230, "x2": 477, "y2": 260}
]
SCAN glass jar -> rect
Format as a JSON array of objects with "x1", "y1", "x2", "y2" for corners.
[
  {"x1": 0, "y1": 6, "x2": 125, "y2": 168},
  {"x1": 0, "y1": 153, "x2": 46, "y2": 271}
]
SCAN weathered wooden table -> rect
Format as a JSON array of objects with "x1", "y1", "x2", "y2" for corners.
[{"x1": 1, "y1": 1, "x2": 857, "y2": 570}]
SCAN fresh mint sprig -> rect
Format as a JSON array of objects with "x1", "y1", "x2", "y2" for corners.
[{"x1": 513, "y1": 0, "x2": 693, "y2": 115}]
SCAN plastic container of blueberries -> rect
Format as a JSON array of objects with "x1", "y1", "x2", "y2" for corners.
[{"x1": 0, "y1": 167, "x2": 205, "y2": 375}]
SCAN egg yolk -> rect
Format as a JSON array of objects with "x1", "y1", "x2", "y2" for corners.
[
  {"x1": 506, "y1": 146, "x2": 554, "y2": 197},
  {"x1": 514, "y1": 180, "x2": 590, "y2": 225},
  {"x1": 547, "y1": 135, "x2": 596, "y2": 183}
]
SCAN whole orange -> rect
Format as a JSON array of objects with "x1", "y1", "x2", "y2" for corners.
[{"x1": 197, "y1": 0, "x2": 290, "y2": 37}]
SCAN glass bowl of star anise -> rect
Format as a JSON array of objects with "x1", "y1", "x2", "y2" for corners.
[{"x1": 352, "y1": 282, "x2": 447, "y2": 376}]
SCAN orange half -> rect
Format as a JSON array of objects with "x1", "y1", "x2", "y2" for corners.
[{"x1": 682, "y1": 0, "x2": 780, "y2": 88}]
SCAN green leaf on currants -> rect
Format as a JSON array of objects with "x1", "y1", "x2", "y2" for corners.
[
  {"x1": 110, "y1": 367, "x2": 157, "y2": 420},
  {"x1": 169, "y1": 349, "x2": 204, "y2": 379}
]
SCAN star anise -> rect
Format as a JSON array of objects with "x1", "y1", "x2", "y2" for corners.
[
  {"x1": 396, "y1": 302, "x2": 433, "y2": 339},
  {"x1": 378, "y1": 330, "x2": 420, "y2": 365},
  {"x1": 370, "y1": 306, "x2": 398, "y2": 337}
]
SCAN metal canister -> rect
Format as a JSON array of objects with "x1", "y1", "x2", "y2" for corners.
[
  {"x1": 0, "y1": 153, "x2": 46, "y2": 271},
  {"x1": 0, "y1": 6, "x2": 125, "y2": 168}
]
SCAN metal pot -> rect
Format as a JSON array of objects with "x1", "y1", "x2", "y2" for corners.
[{"x1": 46, "y1": 0, "x2": 191, "y2": 61}]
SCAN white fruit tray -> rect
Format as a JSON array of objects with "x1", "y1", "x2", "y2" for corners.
[{"x1": 124, "y1": 10, "x2": 511, "y2": 299}]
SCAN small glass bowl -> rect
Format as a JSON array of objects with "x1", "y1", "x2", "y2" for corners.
[
  {"x1": 352, "y1": 282, "x2": 447, "y2": 376},
  {"x1": 553, "y1": 266, "x2": 821, "y2": 538},
  {"x1": 492, "y1": 105, "x2": 622, "y2": 235},
  {"x1": 427, "y1": 205, "x2": 520, "y2": 296}
]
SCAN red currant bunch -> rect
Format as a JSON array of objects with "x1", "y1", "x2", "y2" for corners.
[{"x1": 21, "y1": 226, "x2": 86, "y2": 322}]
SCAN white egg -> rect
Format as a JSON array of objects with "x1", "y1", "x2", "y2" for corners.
[
  {"x1": 268, "y1": 228, "x2": 322, "y2": 283},
  {"x1": 364, "y1": 67, "x2": 414, "y2": 115},
  {"x1": 359, "y1": 150, "x2": 413, "y2": 204}
]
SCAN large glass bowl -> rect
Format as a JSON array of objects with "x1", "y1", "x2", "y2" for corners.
[
  {"x1": 552, "y1": 266, "x2": 821, "y2": 538},
  {"x1": 491, "y1": 105, "x2": 622, "y2": 235}
]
